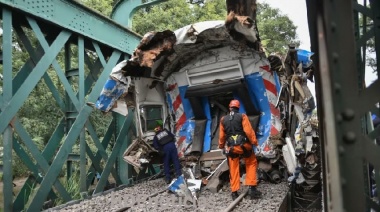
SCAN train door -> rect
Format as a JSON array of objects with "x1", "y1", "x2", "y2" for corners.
[{"x1": 184, "y1": 79, "x2": 261, "y2": 153}]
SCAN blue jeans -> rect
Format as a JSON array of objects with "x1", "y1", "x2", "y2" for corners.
[{"x1": 162, "y1": 142, "x2": 182, "y2": 180}]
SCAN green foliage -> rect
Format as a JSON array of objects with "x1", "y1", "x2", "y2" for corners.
[
  {"x1": 359, "y1": 12, "x2": 377, "y2": 73},
  {"x1": 76, "y1": 0, "x2": 117, "y2": 17},
  {"x1": 256, "y1": 3, "x2": 299, "y2": 54},
  {"x1": 55, "y1": 174, "x2": 82, "y2": 206},
  {"x1": 132, "y1": 0, "x2": 201, "y2": 34}
]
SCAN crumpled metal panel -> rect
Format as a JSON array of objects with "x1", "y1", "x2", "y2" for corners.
[{"x1": 121, "y1": 20, "x2": 262, "y2": 80}]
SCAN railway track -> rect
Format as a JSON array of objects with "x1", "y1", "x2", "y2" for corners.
[{"x1": 48, "y1": 178, "x2": 289, "y2": 212}]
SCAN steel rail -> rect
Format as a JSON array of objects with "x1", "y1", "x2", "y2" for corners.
[{"x1": 222, "y1": 189, "x2": 249, "y2": 212}]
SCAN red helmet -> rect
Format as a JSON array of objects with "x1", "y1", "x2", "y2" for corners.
[{"x1": 229, "y1": 100, "x2": 240, "y2": 108}]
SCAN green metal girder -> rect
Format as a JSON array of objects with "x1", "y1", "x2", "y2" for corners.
[
  {"x1": 93, "y1": 109, "x2": 133, "y2": 194},
  {"x1": 13, "y1": 140, "x2": 58, "y2": 212},
  {"x1": 117, "y1": 113, "x2": 135, "y2": 185},
  {"x1": 78, "y1": 36, "x2": 87, "y2": 193},
  {"x1": 84, "y1": 55, "x2": 103, "y2": 93},
  {"x1": 86, "y1": 123, "x2": 110, "y2": 163},
  {"x1": 26, "y1": 106, "x2": 92, "y2": 212},
  {"x1": 13, "y1": 119, "x2": 65, "y2": 210},
  {"x1": 13, "y1": 118, "x2": 72, "y2": 202},
  {"x1": 27, "y1": 17, "x2": 82, "y2": 112},
  {"x1": 85, "y1": 120, "x2": 115, "y2": 189},
  {"x1": 318, "y1": 0, "x2": 380, "y2": 211},
  {"x1": 0, "y1": 0, "x2": 146, "y2": 210},
  {"x1": 111, "y1": 0, "x2": 167, "y2": 28},
  {"x1": 0, "y1": 0, "x2": 141, "y2": 54},
  {"x1": 26, "y1": 51, "x2": 121, "y2": 211},
  {"x1": 85, "y1": 121, "x2": 121, "y2": 184},
  {"x1": 13, "y1": 24, "x2": 66, "y2": 110},
  {"x1": 0, "y1": 29, "x2": 71, "y2": 134},
  {"x1": 2, "y1": 7, "x2": 14, "y2": 212}
]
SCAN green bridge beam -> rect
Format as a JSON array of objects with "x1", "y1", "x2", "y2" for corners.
[
  {"x1": 2, "y1": 7, "x2": 14, "y2": 212},
  {"x1": 111, "y1": 0, "x2": 167, "y2": 28},
  {"x1": 0, "y1": 0, "x2": 172, "y2": 211},
  {"x1": 0, "y1": 0, "x2": 141, "y2": 54}
]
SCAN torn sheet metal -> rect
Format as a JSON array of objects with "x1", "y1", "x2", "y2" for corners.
[
  {"x1": 187, "y1": 179, "x2": 202, "y2": 200},
  {"x1": 94, "y1": 60, "x2": 131, "y2": 114},
  {"x1": 168, "y1": 175, "x2": 192, "y2": 198},
  {"x1": 123, "y1": 138, "x2": 160, "y2": 170}
]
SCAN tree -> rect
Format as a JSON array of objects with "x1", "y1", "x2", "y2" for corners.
[
  {"x1": 76, "y1": 0, "x2": 116, "y2": 17},
  {"x1": 256, "y1": 3, "x2": 299, "y2": 54},
  {"x1": 131, "y1": 0, "x2": 298, "y2": 54},
  {"x1": 132, "y1": 0, "x2": 201, "y2": 34}
]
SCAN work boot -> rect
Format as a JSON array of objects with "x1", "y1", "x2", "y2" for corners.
[
  {"x1": 247, "y1": 186, "x2": 262, "y2": 199},
  {"x1": 231, "y1": 191, "x2": 239, "y2": 201},
  {"x1": 165, "y1": 178, "x2": 171, "y2": 185}
]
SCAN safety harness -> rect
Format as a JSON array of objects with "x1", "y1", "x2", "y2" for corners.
[{"x1": 225, "y1": 111, "x2": 252, "y2": 158}]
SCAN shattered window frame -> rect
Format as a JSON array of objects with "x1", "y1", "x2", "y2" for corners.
[{"x1": 140, "y1": 105, "x2": 163, "y2": 132}]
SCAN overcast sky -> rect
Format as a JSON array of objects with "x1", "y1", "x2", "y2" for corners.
[
  {"x1": 260, "y1": 0, "x2": 311, "y2": 51},
  {"x1": 261, "y1": 0, "x2": 378, "y2": 95},
  {"x1": 259, "y1": 0, "x2": 316, "y2": 96}
]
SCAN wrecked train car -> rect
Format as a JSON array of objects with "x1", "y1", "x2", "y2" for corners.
[
  {"x1": 121, "y1": 20, "x2": 283, "y2": 164},
  {"x1": 93, "y1": 8, "x2": 319, "y2": 201}
]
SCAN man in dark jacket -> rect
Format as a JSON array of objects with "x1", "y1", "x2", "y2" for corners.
[{"x1": 153, "y1": 125, "x2": 182, "y2": 184}]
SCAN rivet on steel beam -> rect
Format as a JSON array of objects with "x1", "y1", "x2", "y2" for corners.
[
  {"x1": 334, "y1": 83, "x2": 341, "y2": 92},
  {"x1": 343, "y1": 132, "x2": 356, "y2": 144},
  {"x1": 342, "y1": 109, "x2": 355, "y2": 121},
  {"x1": 341, "y1": 178, "x2": 346, "y2": 186},
  {"x1": 336, "y1": 114, "x2": 343, "y2": 123},
  {"x1": 338, "y1": 146, "x2": 345, "y2": 155},
  {"x1": 332, "y1": 53, "x2": 339, "y2": 63}
]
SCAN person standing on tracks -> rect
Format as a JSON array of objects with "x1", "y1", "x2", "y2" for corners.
[
  {"x1": 218, "y1": 99, "x2": 262, "y2": 200},
  {"x1": 153, "y1": 124, "x2": 182, "y2": 184}
]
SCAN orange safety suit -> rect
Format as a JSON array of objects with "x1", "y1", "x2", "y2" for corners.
[{"x1": 218, "y1": 112, "x2": 258, "y2": 192}]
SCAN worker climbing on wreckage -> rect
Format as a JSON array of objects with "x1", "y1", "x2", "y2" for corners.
[
  {"x1": 219, "y1": 99, "x2": 262, "y2": 200},
  {"x1": 152, "y1": 121, "x2": 182, "y2": 184}
]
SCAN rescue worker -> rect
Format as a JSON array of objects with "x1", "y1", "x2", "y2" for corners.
[
  {"x1": 219, "y1": 99, "x2": 262, "y2": 200},
  {"x1": 153, "y1": 125, "x2": 182, "y2": 184}
]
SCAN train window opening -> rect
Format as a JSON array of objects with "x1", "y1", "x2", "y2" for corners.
[{"x1": 140, "y1": 105, "x2": 163, "y2": 132}]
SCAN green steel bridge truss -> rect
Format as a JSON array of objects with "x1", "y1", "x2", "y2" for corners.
[
  {"x1": 307, "y1": 0, "x2": 380, "y2": 211},
  {"x1": 0, "y1": 0, "x2": 163, "y2": 211},
  {"x1": 0, "y1": 0, "x2": 379, "y2": 211}
]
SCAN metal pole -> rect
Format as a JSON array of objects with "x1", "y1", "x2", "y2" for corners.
[
  {"x1": 78, "y1": 36, "x2": 87, "y2": 193},
  {"x1": 222, "y1": 189, "x2": 248, "y2": 212},
  {"x1": 2, "y1": 7, "x2": 13, "y2": 212}
]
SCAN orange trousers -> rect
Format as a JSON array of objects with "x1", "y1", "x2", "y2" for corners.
[{"x1": 227, "y1": 143, "x2": 257, "y2": 192}]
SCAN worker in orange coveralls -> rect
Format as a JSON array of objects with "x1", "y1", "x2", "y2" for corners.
[{"x1": 219, "y1": 99, "x2": 262, "y2": 200}]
